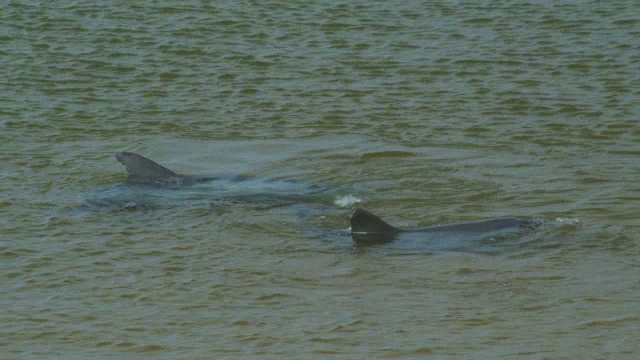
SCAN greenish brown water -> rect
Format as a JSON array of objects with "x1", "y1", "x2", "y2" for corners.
[{"x1": 2, "y1": 2, "x2": 639, "y2": 358}]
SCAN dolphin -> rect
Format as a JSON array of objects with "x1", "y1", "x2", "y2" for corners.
[
  {"x1": 350, "y1": 208, "x2": 541, "y2": 250},
  {"x1": 115, "y1": 151, "x2": 221, "y2": 187},
  {"x1": 88, "y1": 151, "x2": 336, "y2": 212}
]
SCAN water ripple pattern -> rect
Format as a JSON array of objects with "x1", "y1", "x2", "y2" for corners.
[{"x1": 2, "y1": 2, "x2": 639, "y2": 358}]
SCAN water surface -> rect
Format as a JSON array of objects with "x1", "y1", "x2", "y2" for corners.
[{"x1": 2, "y1": 2, "x2": 639, "y2": 358}]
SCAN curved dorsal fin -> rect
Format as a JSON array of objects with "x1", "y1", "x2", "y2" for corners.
[
  {"x1": 115, "y1": 152, "x2": 178, "y2": 178},
  {"x1": 351, "y1": 208, "x2": 400, "y2": 235}
]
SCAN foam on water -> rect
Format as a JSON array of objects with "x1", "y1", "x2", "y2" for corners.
[
  {"x1": 333, "y1": 195, "x2": 362, "y2": 208},
  {"x1": 553, "y1": 217, "x2": 582, "y2": 225}
]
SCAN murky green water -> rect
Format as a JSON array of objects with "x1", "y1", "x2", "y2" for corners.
[{"x1": 2, "y1": 2, "x2": 639, "y2": 358}]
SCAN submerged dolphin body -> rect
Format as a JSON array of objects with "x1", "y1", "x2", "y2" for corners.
[
  {"x1": 350, "y1": 208, "x2": 541, "y2": 250},
  {"x1": 84, "y1": 151, "x2": 336, "y2": 212}
]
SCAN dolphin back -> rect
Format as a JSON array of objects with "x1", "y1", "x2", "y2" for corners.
[
  {"x1": 350, "y1": 208, "x2": 541, "y2": 247},
  {"x1": 350, "y1": 208, "x2": 400, "y2": 244},
  {"x1": 115, "y1": 152, "x2": 178, "y2": 178}
]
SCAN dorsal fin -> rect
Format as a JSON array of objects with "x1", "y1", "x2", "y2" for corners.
[
  {"x1": 351, "y1": 208, "x2": 400, "y2": 235},
  {"x1": 115, "y1": 152, "x2": 178, "y2": 178}
]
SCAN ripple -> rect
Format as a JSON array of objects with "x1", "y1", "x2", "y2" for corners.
[{"x1": 3, "y1": 1, "x2": 639, "y2": 358}]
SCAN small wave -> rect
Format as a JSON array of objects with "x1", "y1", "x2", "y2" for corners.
[
  {"x1": 553, "y1": 217, "x2": 581, "y2": 225},
  {"x1": 334, "y1": 195, "x2": 361, "y2": 208}
]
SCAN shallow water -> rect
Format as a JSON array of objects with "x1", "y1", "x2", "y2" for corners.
[{"x1": 2, "y1": 2, "x2": 639, "y2": 358}]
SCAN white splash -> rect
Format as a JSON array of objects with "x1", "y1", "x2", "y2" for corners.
[
  {"x1": 554, "y1": 217, "x2": 581, "y2": 225},
  {"x1": 334, "y1": 195, "x2": 361, "y2": 208}
]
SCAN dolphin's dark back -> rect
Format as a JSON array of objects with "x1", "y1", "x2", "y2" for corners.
[
  {"x1": 417, "y1": 217, "x2": 538, "y2": 233},
  {"x1": 350, "y1": 208, "x2": 400, "y2": 244},
  {"x1": 116, "y1": 152, "x2": 177, "y2": 178},
  {"x1": 350, "y1": 208, "x2": 541, "y2": 247},
  {"x1": 114, "y1": 151, "x2": 222, "y2": 187}
]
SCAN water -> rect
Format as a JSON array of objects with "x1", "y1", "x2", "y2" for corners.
[{"x1": 2, "y1": 1, "x2": 639, "y2": 358}]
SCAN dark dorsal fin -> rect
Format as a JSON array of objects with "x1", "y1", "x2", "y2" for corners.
[
  {"x1": 115, "y1": 152, "x2": 178, "y2": 178},
  {"x1": 351, "y1": 208, "x2": 400, "y2": 235}
]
